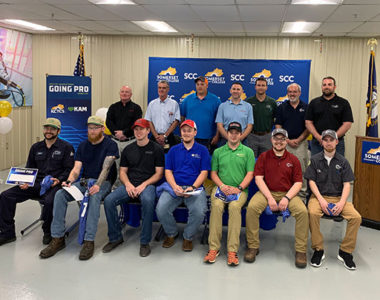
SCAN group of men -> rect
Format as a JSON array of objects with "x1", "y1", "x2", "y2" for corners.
[{"x1": 0, "y1": 75, "x2": 361, "y2": 270}]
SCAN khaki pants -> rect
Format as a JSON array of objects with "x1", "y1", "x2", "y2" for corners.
[
  {"x1": 208, "y1": 186, "x2": 247, "y2": 252},
  {"x1": 286, "y1": 139, "x2": 309, "y2": 201},
  {"x1": 246, "y1": 191, "x2": 309, "y2": 253},
  {"x1": 308, "y1": 195, "x2": 361, "y2": 253}
]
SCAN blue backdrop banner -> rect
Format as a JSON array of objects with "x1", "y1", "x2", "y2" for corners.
[
  {"x1": 46, "y1": 75, "x2": 91, "y2": 149},
  {"x1": 148, "y1": 57, "x2": 311, "y2": 106}
]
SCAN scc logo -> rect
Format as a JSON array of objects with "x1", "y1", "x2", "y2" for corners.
[
  {"x1": 184, "y1": 73, "x2": 198, "y2": 80},
  {"x1": 230, "y1": 74, "x2": 245, "y2": 81},
  {"x1": 279, "y1": 75, "x2": 295, "y2": 82}
]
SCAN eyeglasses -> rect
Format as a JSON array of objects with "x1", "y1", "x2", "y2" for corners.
[
  {"x1": 88, "y1": 126, "x2": 102, "y2": 131},
  {"x1": 273, "y1": 136, "x2": 286, "y2": 142}
]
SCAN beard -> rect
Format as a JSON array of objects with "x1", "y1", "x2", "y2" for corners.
[
  {"x1": 88, "y1": 131, "x2": 103, "y2": 143},
  {"x1": 44, "y1": 132, "x2": 58, "y2": 141},
  {"x1": 322, "y1": 90, "x2": 333, "y2": 97},
  {"x1": 324, "y1": 147, "x2": 335, "y2": 153}
]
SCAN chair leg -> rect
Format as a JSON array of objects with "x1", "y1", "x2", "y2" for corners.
[{"x1": 20, "y1": 203, "x2": 43, "y2": 235}]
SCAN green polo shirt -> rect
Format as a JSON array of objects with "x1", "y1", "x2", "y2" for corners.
[
  {"x1": 245, "y1": 95, "x2": 277, "y2": 132},
  {"x1": 211, "y1": 143, "x2": 255, "y2": 191}
]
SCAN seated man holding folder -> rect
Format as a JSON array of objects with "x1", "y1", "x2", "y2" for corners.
[{"x1": 204, "y1": 122, "x2": 255, "y2": 266}]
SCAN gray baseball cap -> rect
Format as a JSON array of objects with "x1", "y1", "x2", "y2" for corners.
[
  {"x1": 322, "y1": 129, "x2": 338, "y2": 140},
  {"x1": 272, "y1": 128, "x2": 288, "y2": 138}
]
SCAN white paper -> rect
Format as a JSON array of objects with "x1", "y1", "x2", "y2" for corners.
[
  {"x1": 63, "y1": 185, "x2": 84, "y2": 201},
  {"x1": 8, "y1": 174, "x2": 36, "y2": 183},
  {"x1": 182, "y1": 188, "x2": 203, "y2": 196}
]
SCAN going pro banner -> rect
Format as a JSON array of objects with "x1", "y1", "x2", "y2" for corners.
[
  {"x1": 148, "y1": 57, "x2": 311, "y2": 105},
  {"x1": 46, "y1": 75, "x2": 91, "y2": 149}
]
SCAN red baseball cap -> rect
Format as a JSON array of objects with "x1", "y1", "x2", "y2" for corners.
[
  {"x1": 132, "y1": 118, "x2": 150, "y2": 129},
  {"x1": 180, "y1": 119, "x2": 197, "y2": 130}
]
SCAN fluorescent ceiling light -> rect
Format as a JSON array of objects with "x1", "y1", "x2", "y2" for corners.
[
  {"x1": 88, "y1": 0, "x2": 136, "y2": 4},
  {"x1": 282, "y1": 21, "x2": 321, "y2": 33},
  {"x1": 132, "y1": 21, "x2": 177, "y2": 33},
  {"x1": 0, "y1": 19, "x2": 55, "y2": 31},
  {"x1": 291, "y1": 0, "x2": 343, "y2": 4}
]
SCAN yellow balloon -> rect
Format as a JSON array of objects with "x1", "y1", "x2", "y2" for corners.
[
  {"x1": 104, "y1": 123, "x2": 112, "y2": 135},
  {"x1": 0, "y1": 100, "x2": 12, "y2": 117}
]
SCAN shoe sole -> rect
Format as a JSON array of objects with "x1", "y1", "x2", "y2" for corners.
[
  {"x1": 0, "y1": 237, "x2": 16, "y2": 246},
  {"x1": 227, "y1": 261, "x2": 239, "y2": 266},
  {"x1": 39, "y1": 244, "x2": 65, "y2": 259},
  {"x1": 102, "y1": 240, "x2": 123, "y2": 253},
  {"x1": 337, "y1": 254, "x2": 356, "y2": 270},
  {"x1": 204, "y1": 251, "x2": 220, "y2": 264},
  {"x1": 310, "y1": 254, "x2": 325, "y2": 268}
]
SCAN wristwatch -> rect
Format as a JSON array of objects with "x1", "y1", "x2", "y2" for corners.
[{"x1": 238, "y1": 185, "x2": 243, "y2": 191}]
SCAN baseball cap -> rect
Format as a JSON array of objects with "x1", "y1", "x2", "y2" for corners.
[
  {"x1": 272, "y1": 128, "x2": 288, "y2": 138},
  {"x1": 227, "y1": 122, "x2": 242, "y2": 133},
  {"x1": 194, "y1": 76, "x2": 208, "y2": 85},
  {"x1": 43, "y1": 118, "x2": 61, "y2": 129},
  {"x1": 180, "y1": 119, "x2": 197, "y2": 130},
  {"x1": 87, "y1": 115, "x2": 104, "y2": 126},
  {"x1": 322, "y1": 129, "x2": 338, "y2": 140},
  {"x1": 132, "y1": 118, "x2": 150, "y2": 129}
]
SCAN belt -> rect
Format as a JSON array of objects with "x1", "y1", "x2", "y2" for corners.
[
  {"x1": 112, "y1": 136, "x2": 135, "y2": 142},
  {"x1": 253, "y1": 131, "x2": 270, "y2": 136}
]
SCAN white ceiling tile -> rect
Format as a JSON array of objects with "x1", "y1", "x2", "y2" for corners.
[
  {"x1": 326, "y1": 5, "x2": 380, "y2": 22},
  {"x1": 39, "y1": 0, "x2": 90, "y2": 3},
  {"x1": 315, "y1": 22, "x2": 362, "y2": 32},
  {"x1": 168, "y1": 21, "x2": 213, "y2": 33},
  {"x1": 98, "y1": 20, "x2": 146, "y2": 31},
  {"x1": 237, "y1": 0, "x2": 288, "y2": 3},
  {"x1": 279, "y1": 32, "x2": 313, "y2": 36},
  {"x1": 54, "y1": 4, "x2": 123, "y2": 20},
  {"x1": 312, "y1": 32, "x2": 347, "y2": 36},
  {"x1": 246, "y1": 32, "x2": 279, "y2": 36},
  {"x1": 206, "y1": 21, "x2": 244, "y2": 32},
  {"x1": 368, "y1": 13, "x2": 380, "y2": 21},
  {"x1": 143, "y1": 5, "x2": 201, "y2": 21},
  {"x1": 60, "y1": 20, "x2": 114, "y2": 31},
  {"x1": 135, "y1": 0, "x2": 187, "y2": 3},
  {"x1": 239, "y1": 5, "x2": 286, "y2": 21},
  {"x1": 285, "y1": 5, "x2": 338, "y2": 22},
  {"x1": 191, "y1": 5, "x2": 240, "y2": 21},
  {"x1": 244, "y1": 22, "x2": 282, "y2": 32},
  {"x1": 343, "y1": 0, "x2": 380, "y2": 4},
  {"x1": 7, "y1": 4, "x2": 83, "y2": 20},
  {"x1": 214, "y1": 32, "x2": 246, "y2": 36},
  {"x1": 352, "y1": 22, "x2": 380, "y2": 33},
  {"x1": 347, "y1": 32, "x2": 379, "y2": 37},
  {"x1": 186, "y1": 0, "x2": 234, "y2": 4},
  {"x1": 0, "y1": 4, "x2": 45, "y2": 19},
  {"x1": 28, "y1": 20, "x2": 87, "y2": 31},
  {"x1": 100, "y1": 5, "x2": 160, "y2": 20}
]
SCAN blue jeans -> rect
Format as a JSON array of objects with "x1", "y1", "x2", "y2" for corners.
[
  {"x1": 51, "y1": 180, "x2": 112, "y2": 241},
  {"x1": 310, "y1": 138, "x2": 345, "y2": 156},
  {"x1": 156, "y1": 189, "x2": 207, "y2": 241},
  {"x1": 103, "y1": 185, "x2": 156, "y2": 245}
]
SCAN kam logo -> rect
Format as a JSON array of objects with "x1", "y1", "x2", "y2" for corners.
[
  {"x1": 51, "y1": 104, "x2": 64, "y2": 113},
  {"x1": 205, "y1": 68, "x2": 225, "y2": 84},
  {"x1": 362, "y1": 141, "x2": 380, "y2": 165},
  {"x1": 68, "y1": 106, "x2": 88, "y2": 112},
  {"x1": 250, "y1": 69, "x2": 274, "y2": 85},
  {"x1": 157, "y1": 66, "x2": 179, "y2": 83},
  {"x1": 180, "y1": 90, "x2": 196, "y2": 103}
]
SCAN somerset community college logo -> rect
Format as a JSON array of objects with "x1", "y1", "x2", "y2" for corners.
[
  {"x1": 205, "y1": 68, "x2": 225, "y2": 84},
  {"x1": 51, "y1": 104, "x2": 64, "y2": 113},
  {"x1": 180, "y1": 90, "x2": 196, "y2": 103},
  {"x1": 157, "y1": 66, "x2": 179, "y2": 83},
  {"x1": 361, "y1": 141, "x2": 380, "y2": 165},
  {"x1": 250, "y1": 69, "x2": 274, "y2": 85},
  {"x1": 276, "y1": 95, "x2": 288, "y2": 106},
  {"x1": 229, "y1": 92, "x2": 247, "y2": 101}
]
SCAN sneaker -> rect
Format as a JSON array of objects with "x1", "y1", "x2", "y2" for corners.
[
  {"x1": 204, "y1": 250, "x2": 220, "y2": 264},
  {"x1": 182, "y1": 239, "x2": 193, "y2": 252},
  {"x1": 0, "y1": 235, "x2": 16, "y2": 246},
  {"x1": 295, "y1": 251, "x2": 307, "y2": 269},
  {"x1": 102, "y1": 239, "x2": 123, "y2": 253},
  {"x1": 310, "y1": 250, "x2": 325, "y2": 267},
  {"x1": 162, "y1": 233, "x2": 178, "y2": 248},
  {"x1": 338, "y1": 249, "x2": 356, "y2": 270},
  {"x1": 244, "y1": 248, "x2": 259, "y2": 263},
  {"x1": 79, "y1": 241, "x2": 94, "y2": 260},
  {"x1": 39, "y1": 237, "x2": 65, "y2": 259},
  {"x1": 42, "y1": 233, "x2": 52, "y2": 245},
  {"x1": 227, "y1": 251, "x2": 239, "y2": 266},
  {"x1": 139, "y1": 244, "x2": 151, "y2": 257}
]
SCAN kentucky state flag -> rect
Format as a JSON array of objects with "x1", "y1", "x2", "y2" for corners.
[{"x1": 366, "y1": 50, "x2": 378, "y2": 137}]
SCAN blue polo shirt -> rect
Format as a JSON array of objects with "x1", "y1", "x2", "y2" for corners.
[
  {"x1": 215, "y1": 99, "x2": 253, "y2": 131},
  {"x1": 165, "y1": 142, "x2": 211, "y2": 186},
  {"x1": 275, "y1": 100, "x2": 308, "y2": 139},
  {"x1": 180, "y1": 91, "x2": 221, "y2": 139}
]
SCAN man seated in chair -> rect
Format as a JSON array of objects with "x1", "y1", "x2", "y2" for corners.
[
  {"x1": 245, "y1": 128, "x2": 309, "y2": 268},
  {"x1": 305, "y1": 129, "x2": 361, "y2": 270},
  {"x1": 0, "y1": 118, "x2": 74, "y2": 246},
  {"x1": 102, "y1": 118, "x2": 164, "y2": 257},
  {"x1": 156, "y1": 120, "x2": 210, "y2": 252},
  {"x1": 204, "y1": 122, "x2": 254, "y2": 266},
  {"x1": 39, "y1": 116, "x2": 119, "y2": 260}
]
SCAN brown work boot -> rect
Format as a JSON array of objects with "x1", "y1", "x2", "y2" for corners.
[
  {"x1": 162, "y1": 233, "x2": 178, "y2": 248},
  {"x1": 295, "y1": 251, "x2": 307, "y2": 268},
  {"x1": 182, "y1": 239, "x2": 193, "y2": 252},
  {"x1": 39, "y1": 237, "x2": 65, "y2": 259},
  {"x1": 79, "y1": 240, "x2": 94, "y2": 260},
  {"x1": 244, "y1": 248, "x2": 259, "y2": 263},
  {"x1": 139, "y1": 244, "x2": 151, "y2": 257}
]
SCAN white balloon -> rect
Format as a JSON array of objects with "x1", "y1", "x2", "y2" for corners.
[
  {"x1": 95, "y1": 108, "x2": 108, "y2": 120},
  {"x1": 0, "y1": 117, "x2": 13, "y2": 134}
]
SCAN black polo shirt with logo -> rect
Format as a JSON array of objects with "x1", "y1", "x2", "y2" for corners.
[
  {"x1": 120, "y1": 140, "x2": 165, "y2": 187},
  {"x1": 304, "y1": 151, "x2": 354, "y2": 197},
  {"x1": 305, "y1": 94, "x2": 353, "y2": 135},
  {"x1": 275, "y1": 100, "x2": 308, "y2": 139},
  {"x1": 26, "y1": 138, "x2": 75, "y2": 183}
]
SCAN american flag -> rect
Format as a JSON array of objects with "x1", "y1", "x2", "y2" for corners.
[{"x1": 73, "y1": 43, "x2": 86, "y2": 76}]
